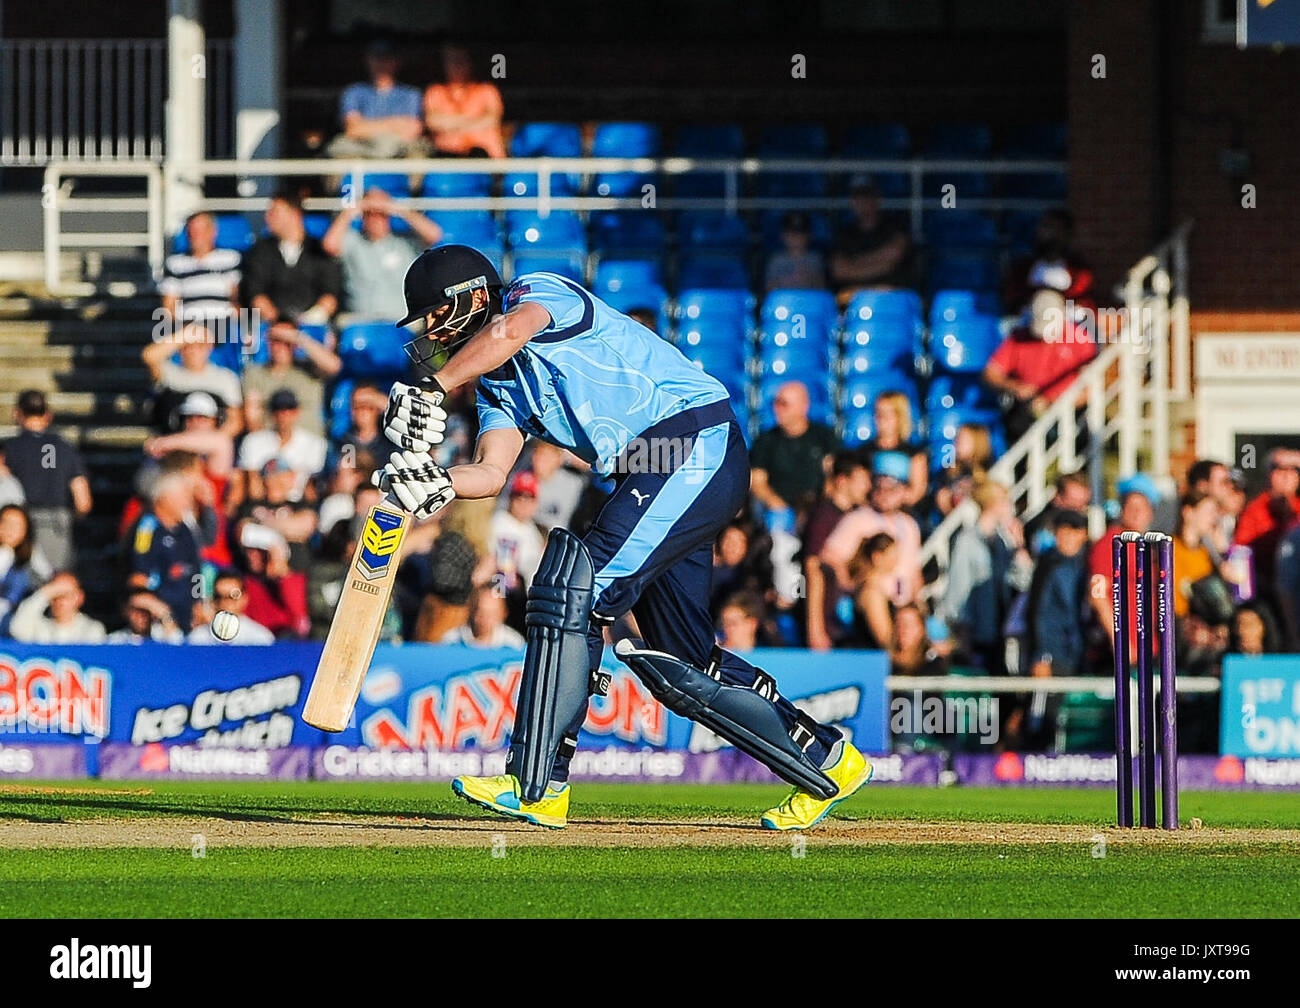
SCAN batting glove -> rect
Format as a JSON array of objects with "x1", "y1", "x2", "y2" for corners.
[
  {"x1": 384, "y1": 379, "x2": 447, "y2": 453},
  {"x1": 373, "y1": 450, "x2": 456, "y2": 518}
]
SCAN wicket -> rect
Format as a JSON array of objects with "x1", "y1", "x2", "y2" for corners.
[{"x1": 1112, "y1": 531, "x2": 1179, "y2": 829}]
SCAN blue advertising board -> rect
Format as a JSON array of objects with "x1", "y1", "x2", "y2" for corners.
[{"x1": 1220, "y1": 654, "x2": 1300, "y2": 757}]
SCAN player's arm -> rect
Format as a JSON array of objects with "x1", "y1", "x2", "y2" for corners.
[
  {"x1": 432, "y1": 301, "x2": 550, "y2": 394},
  {"x1": 450, "y1": 426, "x2": 525, "y2": 500}
]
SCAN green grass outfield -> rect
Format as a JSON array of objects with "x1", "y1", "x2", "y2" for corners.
[{"x1": 1, "y1": 780, "x2": 1298, "y2": 918}]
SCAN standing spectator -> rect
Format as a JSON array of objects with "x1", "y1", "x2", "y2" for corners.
[
  {"x1": 242, "y1": 323, "x2": 341, "y2": 436},
  {"x1": 933, "y1": 422, "x2": 993, "y2": 517},
  {"x1": 0, "y1": 505, "x2": 47, "y2": 636},
  {"x1": 422, "y1": 44, "x2": 506, "y2": 159},
  {"x1": 323, "y1": 188, "x2": 442, "y2": 321},
  {"x1": 1232, "y1": 448, "x2": 1300, "y2": 619},
  {"x1": 241, "y1": 191, "x2": 342, "y2": 327},
  {"x1": 855, "y1": 391, "x2": 928, "y2": 510},
  {"x1": 489, "y1": 471, "x2": 545, "y2": 595},
  {"x1": 820, "y1": 451, "x2": 923, "y2": 608},
  {"x1": 1023, "y1": 470, "x2": 1092, "y2": 555},
  {"x1": 238, "y1": 523, "x2": 309, "y2": 639},
  {"x1": 142, "y1": 322, "x2": 243, "y2": 434},
  {"x1": 750, "y1": 381, "x2": 840, "y2": 518},
  {"x1": 828, "y1": 175, "x2": 913, "y2": 304},
  {"x1": 1002, "y1": 209, "x2": 1096, "y2": 320},
  {"x1": 235, "y1": 389, "x2": 328, "y2": 506},
  {"x1": 106, "y1": 590, "x2": 184, "y2": 644},
  {"x1": 1087, "y1": 474, "x2": 1159, "y2": 647},
  {"x1": 3, "y1": 390, "x2": 92, "y2": 572},
  {"x1": 983, "y1": 288, "x2": 1096, "y2": 445},
  {"x1": 718, "y1": 592, "x2": 763, "y2": 652},
  {"x1": 939, "y1": 477, "x2": 1032, "y2": 675},
  {"x1": 8, "y1": 572, "x2": 106, "y2": 644},
  {"x1": 765, "y1": 211, "x2": 826, "y2": 292},
  {"x1": 527, "y1": 442, "x2": 588, "y2": 533},
  {"x1": 447, "y1": 585, "x2": 526, "y2": 648},
  {"x1": 127, "y1": 472, "x2": 202, "y2": 632},
  {"x1": 188, "y1": 570, "x2": 276, "y2": 645},
  {"x1": 803, "y1": 451, "x2": 870, "y2": 650},
  {"x1": 326, "y1": 39, "x2": 425, "y2": 160},
  {"x1": 159, "y1": 212, "x2": 240, "y2": 329}
]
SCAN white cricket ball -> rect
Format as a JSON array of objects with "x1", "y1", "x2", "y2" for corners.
[{"x1": 211, "y1": 611, "x2": 240, "y2": 642}]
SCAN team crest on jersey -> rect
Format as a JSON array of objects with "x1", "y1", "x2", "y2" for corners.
[{"x1": 356, "y1": 508, "x2": 405, "y2": 579}]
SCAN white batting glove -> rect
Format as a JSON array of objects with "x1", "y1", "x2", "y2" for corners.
[
  {"x1": 384, "y1": 380, "x2": 448, "y2": 453},
  {"x1": 373, "y1": 450, "x2": 456, "y2": 518}
]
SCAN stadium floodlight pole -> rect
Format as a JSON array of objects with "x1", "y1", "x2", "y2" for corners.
[
  {"x1": 1112, "y1": 532, "x2": 1135, "y2": 828},
  {"x1": 1153, "y1": 533, "x2": 1179, "y2": 830},
  {"x1": 1134, "y1": 535, "x2": 1157, "y2": 828}
]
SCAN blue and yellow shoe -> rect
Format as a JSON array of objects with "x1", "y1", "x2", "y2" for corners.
[
  {"x1": 760, "y1": 741, "x2": 873, "y2": 831},
  {"x1": 451, "y1": 773, "x2": 570, "y2": 829}
]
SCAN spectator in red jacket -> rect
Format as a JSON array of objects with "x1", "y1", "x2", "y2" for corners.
[
  {"x1": 1002, "y1": 209, "x2": 1096, "y2": 320},
  {"x1": 1233, "y1": 448, "x2": 1300, "y2": 613},
  {"x1": 237, "y1": 522, "x2": 310, "y2": 639}
]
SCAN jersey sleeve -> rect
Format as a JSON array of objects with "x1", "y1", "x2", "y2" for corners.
[
  {"x1": 502, "y1": 273, "x2": 587, "y2": 340},
  {"x1": 476, "y1": 385, "x2": 523, "y2": 434}
]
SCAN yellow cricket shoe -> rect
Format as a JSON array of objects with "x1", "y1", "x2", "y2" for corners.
[
  {"x1": 451, "y1": 773, "x2": 570, "y2": 829},
  {"x1": 760, "y1": 741, "x2": 873, "y2": 831}
]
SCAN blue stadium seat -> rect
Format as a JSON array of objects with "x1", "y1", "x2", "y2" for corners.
[
  {"x1": 677, "y1": 212, "x2": 750, "y2": 254},
  {"x1": 677, "y1": 255, "x2": 749, "y2": 290},
  {"x1": 923, "y1": 171, "x2": 991, "y2": 199},
  {"x1": 757, "y1": 341, "x2": 835, "y2": 383},
  {"x1": 172, "y1": 213, "x2": 255, "y2": 254},
  {"x1": 1002, "y1": 171, "x2": 1067, "y2": 200},
  {"x1": 303, "y1": 213, "x2": 331, "y2": 241},
  {"x1": 759, "y1": 290, "x2": 839, "y2": 349},
  {"x1": 841, "y1": 317, "x2": 919, "y2": 377},
  {"x1": 925, "y1": 212, "x2": 1000, "y2": 249},
  {"x1": 600, "y1": 285, "x2": 671, "y2": 332},
  {"x1": 594, "y1": 259, "x2": 662, "y2": 297},
  {"x1": 680, "y1": 353, "x2": 747, "y2": 401},
  {"x1": 924, "y1": 123, "x2": 994, "y2": 159},
  {"x1": 421, "y1": 172, "x2": 492, "y2": 198},
  {"x1": 928, "y1": 407, "x2": 1003, "y2": 456},
  {"x1": 841, "y1": 408, "x2": 877, "y2": 447},
  {"x1": 927, "y1": 251, "x2": 1000, "y2": 294},
  {"x1": 434, "y1": 210, "x2": 500, "y2": 248},
  {"x1": 359, "y1": 173, "x2": 410, "y2": 199},
  {"x1": 758, "y1": 210, "x2": 832, "y2": 252},
  {"x1": 502, "y1": 171, "x2": 577, "y2": 198},
  {"x1": 588, "y1": 211, "x2": 666, "y2": 255},
  {"x1": 592, "y1": 171, "x2": 656, "y2": 198},
  {"x1": 925, "y1": 372, "x2": 999, "y2": 413},
  {"x1": 676, "y1": 288, "x2": 755, "y2": 325},
  {"x1": 845, "y1": 289, "x2": 923, "y2": 323},
  {"x1": 756, "y1": 171, "x2": 828, "y2": 199},
  {"x1": 511, "y1": 251, "x2": 586, "y2": 283},
  {"x1": 510, "y1": 122, "x2": 583, "y2": 157},
  {"x1": 1002, "y1": 209, "x2": 1041, "y2": 258},
  {"x1": 328, "y1": 378, "x2": 356, "y2": 443},
  {"x1": 930, "y1": 316, "x2": 1002, "y2": 373},
  {"x1": 758, "y1": 124, "x2": 829, "y2": 157},
  {"x1": 592, "y1": 122, "x2": 660, "y2": 198},
  {"x1": 674, "y1": 124, "x2": 745, "y2": 158},
  {"x1": 338, "y1": 322, "x2": 408, "y2": 378},
  {"x1": 506, "y1": 211, "x2": 586, "y2": 250},
  {"x1": 929, "y1": 289, "x2": 1001, "y2": 325}
]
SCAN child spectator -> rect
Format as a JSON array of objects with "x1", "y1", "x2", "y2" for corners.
[
  {"x1": 764, "y1": 211, "x2": 826, "y2": 292},
  {"x1": 718, "y1": 592, "x2": 764, "y2": 652},
  {"x1": 242, "y1": 323, "x2": 341, "y2": 436},
  {"x1": 1026, "y1": 509, "x2": 1091, "y2": 678},
  {"x1": 8, "y1": 572, "x2": 106, "y2": 644},
  {"x1": 1023, "y1": 470, "x2": 1091, "y2": 556},
  {"x1": 803, "y1": 451, "x2": 870, "y2": 650},
  {"x1": 326, "y1": 39, "x2": 426, "y2": 160},
  {"x1": 422, "y1": 44, "x2": 506, "y2": 159}
]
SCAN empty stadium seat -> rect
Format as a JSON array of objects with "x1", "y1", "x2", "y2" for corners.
[
  {"x1": 841, "y1": 317, "x2": 919, "y2": 377},
  {"x1": 673, "y1": 124, "x2": 744, "y2": 197},
  {"x1": 502, "y1": 171, "x2": 577, "y2": 198},
  {"x1": 506, "y1": 211, "x2": 586, "y2": 250},
  {"x1": 758, "y1": 123, "x2": 829, "y2": 157},
  {"x1": 929, "y1": 289, "x2": 1002, "y2": 325},
  {"x1": 302, "y1": 213, "x2": 332, "y2": 241},
  {"x1": 600, "y1": 285, "x2": 671, "y2": 331},
  {"x1": 930, "y1": 316, "x2": 1002, "y2": 372},
  {"x1": 510, "y1": 122, "x2": 583, "y2": 157},
  {"x1": 677, "y1": 212, "x2": 750, "y2": 254},
  {"x1": 757, "y1": 341, "x2": 835, "y2": 385},
  {"x1": 759, "y1": 290, "x2": 839, "y2": 349},
  {"x1": 421, "y1": 171, "x2": 492, "y2": 198},
  {"x1": 840, "y1": 374, "x2": 921, "y2": 416},
  {"x1": 677, "y1": 255, "x2": 749, "y2": 290},
  {"x1": 589, "y1": 211, "x2": 666, "y2": 255},
  {"x1": 434, "y1": 210, "x2": 500, "y2": 248},
  {"x1": 676, "y1": 288, "x2": 755, "y2": 324},
  {"x1": 358, "y1": 173, "x2": 410, "y2": 199},
  {"x1": 338, "y1": 322, "x2": 408, "y2": 378},
  {"x1": 925, "y1": 372, "x2": 999, "y2": 413},
  {"x1": 1002, "y1": 209, "x2": 1042, "y2": 257},
  {"x1": 511, "y1": 251, "x2": 586, "y2": 283},
  {"x1": 925, "y1": 211, "x2": 1000, "y2": 250},
  {"x1": 927, "y1": 251, "x2": 1000, "y2": 294},
  {"x1": 1002, "y1": 123, "x2": 1067, "y2": 160},
  {"x1": 840, "y1": 123, "x2": 911, "y2": 197},
  {"x1": 594, "y1": 259, "x2": 662, "y2": 297},
  {"x1": 592, "y1": 121, "x2": 660, "y2": 198},
  {"x1": 924, "y1": 123, "x2": 994, "y2": 159}
]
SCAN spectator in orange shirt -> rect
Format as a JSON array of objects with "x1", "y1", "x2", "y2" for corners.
[
  {"x1": 1233, "y1": 447, "x2": 1300, "y2": 612},
  {"x1": 423, "y1": 44, "x2": 506, "y2": 159},
  {"x1": 1172, "y1": 491, "x2": 1220, "y2": 619}
]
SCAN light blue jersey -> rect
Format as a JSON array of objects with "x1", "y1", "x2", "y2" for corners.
[{"x1": 476, "y1": 273, "x2": 730, "y2": 475}]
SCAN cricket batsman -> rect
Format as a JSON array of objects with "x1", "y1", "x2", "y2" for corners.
[{"x1": 373, "y1": 244, "x2": 873, "y2": 829}]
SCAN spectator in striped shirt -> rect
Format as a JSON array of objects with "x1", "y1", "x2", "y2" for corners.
[{"x1": 159, "y1": 212, "x2": 241, "y2": 328}]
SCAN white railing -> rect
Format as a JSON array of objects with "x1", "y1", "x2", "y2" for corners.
[
  {"x1": 0, "y1": 38, "x2": 234, "y2": 165},
  {"x1": 919, "y1": 221, "x2": 1193, "y2": 589}
]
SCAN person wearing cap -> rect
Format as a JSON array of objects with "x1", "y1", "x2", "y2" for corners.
[
  {"x1": 126, "y1": 471, "x2": 202, "y2": 632},
  {"x1": 235, "y1": 455, "x2": 319, "y2": 571},
  {"x1": 144, "y1": 391, "x2": 236, "y2": 482},
  {"x1": 422, "y1": 43, "x2": 506, "y2": 159},
  {"x1": 238, "y1": 522, "x2": 310, "y2": 639},
  {"x1": 1086, "y1": 473, "x2": 1158, "y2": 647},
  {"x1": 489, "y1": 471, "x2": 545, "y2": 596},
  {"x1": 412, "y1": 531, "x2": 481, "y2": 643},
  {"x1": 141, "y1": 320, "x2": 244, "y2": 435},
  {"x1": 241, "y1": 321, "x2": 341, "y2": 436},
  {"x1": 828, "y1": 174, "x2": 913, "y2": 305},
  {"x1": 819, "y1": 450, "x2": 923, "y2": 609},
  {"x1": 235, "y1": 388, "x2": 328, "y2": 508},
  {"x1": 2, "y1": 389, "x2": 92, "y2": 573},
  {"x1": 323, "y1": 188, "x2": 443, "y2": 324},
  {"x1": 241, "y1": 190, "x2": 342, "y2": 328},
  {"x1": 764, "y1": 211, "x2": 827, "y2": 293},
  {"x1": 326, "y1": 39, "x2": 426, "y2": 161}
]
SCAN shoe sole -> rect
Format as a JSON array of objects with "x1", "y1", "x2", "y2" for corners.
[
  {"x1": 451, "y1": 779, "x2": 567, "y2": 830},
  {"x1": 760, "y1": 761, "x2": 875, "y2": 832}
]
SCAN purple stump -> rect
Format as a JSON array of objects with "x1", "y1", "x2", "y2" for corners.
[
  {"x1": 1112, "y1": 533, "x2": 1134, "y2": 827},
  {"x1": 1154, "y1": 533, "x2": 1179, "y2": 829},
  {"x1": 1134, "y1": 536, "x2": 1157, "y2": 828}
]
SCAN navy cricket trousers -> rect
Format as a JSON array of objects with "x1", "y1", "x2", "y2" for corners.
[{"x1": 546, "y1": 400, "x2": 841, "y2": 783}]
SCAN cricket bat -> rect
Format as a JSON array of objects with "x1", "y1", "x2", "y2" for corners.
[{"x1": 302, "y1": 498, "x2": 410, "y2": 731}]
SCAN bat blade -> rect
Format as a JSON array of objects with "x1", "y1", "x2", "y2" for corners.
[{"x1": 302, "y1": 500, "x2": 410, "y2": 732}]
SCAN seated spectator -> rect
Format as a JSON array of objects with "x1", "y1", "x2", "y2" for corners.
[
  {"x1": 335, "y1": 384, "x2": 395, "y2": 469},
  {"x1": 235, "y1": 388, "x2": 328, "y2": 507},
  {"x1": 765, "y1": 211, "x2": 826, "y2": 292},
  {"x1": 856, "y1": 390, "x2": 928, "y2": 509},
  {"x1": 308, "y1": 511, "x2": 402, "y2": 643},
  {"x1": 889, "y1": 603, "x2": 949, "y2": 676},
  {"x1": 159, "y1": 211, "x2": 241, "y2": 331},
  {"x1": 1233, "y1": 448, "x2": 1300, "y2": 620},
  {"x1": 821, "y1": 451, "x2": 923, "y2": 608},
  {"x1": 938, "y1": 477, "x2": 1032, "y2": 675},
  {"x1": 5, "y1": 390, "x2": 92, "y2": 573},
  {"x1": 142, "y1": 323, "x2": 243, "y2": 434},
  {"x1": 1025, "y1": 510, "x2": 1091, "y2": 679},
  {"x1": 447, "y1": 585, "x2": 526, "y2": 649},
  {"x1": 8, "y1": 572, "x2": 106, "y2": 644},
  {"x1": 326, "y1": 39, "x2": 426, "y2": 160},
  {"x1": 983, "y1": 287, "x2": 1097, "y2": 445},
  {"x1": 718, "y1": 592, "x2": 764, "y2": 652},
  {"x1": 527, "y1": 442, "x2": 587, "y2": 533},
  {"x1": 710, "y1": 519, "x2": 775, "y2": 618},
  {"x1": 1232, "y1": 601, "x2": 1282, "y2": 656},
  {"x1": 1002, "y1": 209, "x2": 1095, "y2": 321},
  {"x1": 1023, "y1": 470, "x2": 1091, "y2": 555},
  {"x1": 0, "y1": 504, "x2": 48, "y2": 636},
  {"x1": 844, "y1": 532, "x2": 898, "y2": 649},
  {"x1": 235, "y1": 458, "x2": 319, "y2": 570},
  {"x1": 319, "y1": 448, "x2": 378, "y2": 540},
  {"x1": 238, "y1": 522, "x2": 309, "y2": 639},
  {"x1": 1173, "y1": 491, "x2": 1225, "y2": 619},
  {"x1": 125, "y1": 446, "x2": 228, "y2": 570},
  {"x1": 803, "y1": 451, "x2": 870, "y2": 651},
  {"x1": 241, "y1": 190, "x2": 342, "y2": 327},
  {"x1": 106, "y1": 589, "x2": 184, "y2": 644},
  {"x1": 323, "y1": 188, "x2": 442, "y2": 321},
  {"x1": 422, "y1": 44, "x2": 506, "y2": 159},
  {"x1": 1187, "y1": 457, "x2": 1238, "y2": 559},
  {"x1": 828, "y1": 175, "x2": 913, "y2": 305},
  {"x1": 750, "y1": 381, "x2": 840, "y2": 519},
  {"x1": 127, "y1": 472, "x2": 202, "y2": 631},
  {"x1": 242, "y1": 322, "x2": 341, "y2": 436},
  {"x1": 188, "y1": 570, "x2": 276, "y2": 645},
  {"x1": 489, "y1": 472, "x2": 545, "y2": 621},
  {"x1": 1087, "y1": 474, "x2": 1159, "y2": 647},
  {"x1": 933, "y1": 422, "x2": 993, "y2": 517},
  {"x1": 412, "y1": 531, "x2": 479, "y2": 643}
]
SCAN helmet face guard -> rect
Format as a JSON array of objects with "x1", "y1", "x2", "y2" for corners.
[{"x1": 401, "y1": 276, "x2": 492, "y2": 370}]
